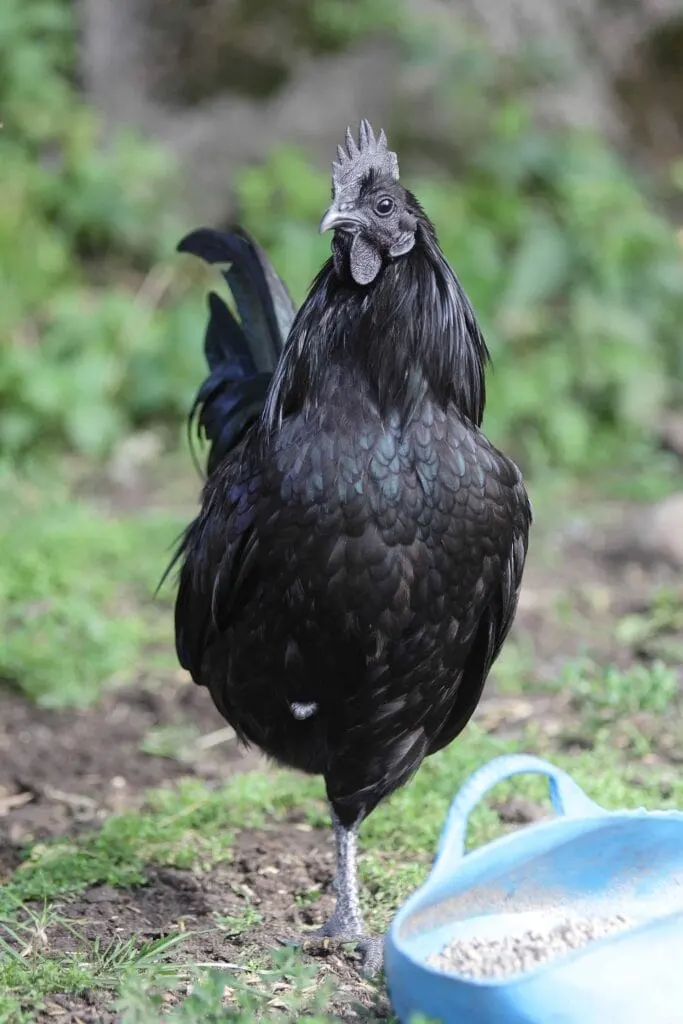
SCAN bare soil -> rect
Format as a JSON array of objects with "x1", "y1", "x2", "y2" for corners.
[
  {"x1": 1, "y1": 492, "x2": 680, "y2": 1022},
  {"x1": 0, "y1": 681, "x2": 263, "y2": 849}
]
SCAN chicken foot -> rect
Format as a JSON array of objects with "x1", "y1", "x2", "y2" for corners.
[{"x1": 310, "y1": 810, "x2": 383, "y2": 976}]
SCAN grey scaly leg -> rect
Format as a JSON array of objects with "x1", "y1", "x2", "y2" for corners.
[
  {"x1": 315, "y1": 811, "x2": 364, "y2": 939},
  {"x1": 312, "y1": 809, "x2": 384, "y2": 976}
]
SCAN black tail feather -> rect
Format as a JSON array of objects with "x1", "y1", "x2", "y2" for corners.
[
  {"x1": 178, "y1": 226, "x2": 295, "y2": 374},
  {"x1": 203, "y1": 289, "x2": 257, "y2": 378},
  {"x1": 178, "y1": 227, "x2": 297, "y2": 475},
  {"x1": 189, "y1": 366, "x2": 273, "y2": 476}
]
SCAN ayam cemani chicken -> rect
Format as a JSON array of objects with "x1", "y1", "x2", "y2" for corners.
[{"x1": 169, "y1": 120, "x2": 532, "y2": 974}]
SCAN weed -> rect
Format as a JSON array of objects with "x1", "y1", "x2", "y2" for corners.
[
  {"x1": 559, "y1": 657, "x2": 679, "y2": 720},
  {"x1": 213, "y1": 907, "x2": 264, "y2": 938},
  {"x1": 616, "y1": 586, "x2": 683, "y2": 663},
  {"x1": 3, "y1": 712, "x2": 683, "y2": 1019},
  {"x1": 118, "y1": 949, "x2": 339, "y2": 1023},
  {"x1": 0, "y1": 468, "x2": 183, "y2": 706},
  {"x1": 0, "y1": 897, "x2": 189, "y2": 1020},
  {"x1": 3, "y1": 3, "x2": 683, "y2": 475},
  {"x1": 6, "y1": 721, "x2": 683, "y2": 921},
  {"x1": 0, "y1": 0, "x2": 209, "y2": 458}
]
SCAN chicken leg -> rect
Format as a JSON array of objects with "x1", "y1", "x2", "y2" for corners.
[{"x1": 312, "y1": 809, "x2": 384, "y2": 975}]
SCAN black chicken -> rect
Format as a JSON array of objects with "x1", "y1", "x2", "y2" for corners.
[{"x1": 170, "y1": 120, "x2": 531, "y2": 974}]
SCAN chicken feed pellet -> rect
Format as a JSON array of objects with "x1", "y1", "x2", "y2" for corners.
[{"x1": 427, "y1": 914, "x2": 632, "y2": 979}]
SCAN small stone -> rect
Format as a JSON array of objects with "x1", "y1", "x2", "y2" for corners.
[
  {"x1": 660, "y1": 413, "x2": 683, "y2": 459},
  {"x1": 646, "y1": 494, "x2": 683, "y2": 568}
]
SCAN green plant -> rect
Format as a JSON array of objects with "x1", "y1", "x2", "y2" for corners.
[
  {"x1": 119, "y1": 950, "x2": 339, "y2": 1023},
  {"x1": 3, "y1": 2, "x2": 682, "y2": 477},
  {"x1": 0, "y1": 893, "x2": 189, "y2": 1021},
  {"x1": 0, "y1": 466, "x2": 182, "y2": 706},
  {"x1": 616, "y1": 586, "x2": 683, "y2": 658},
  {"x1": 559, "y1": 657, "x2": 679, "y2": 719},
  {"x1": 5, "y1": 693, "x2": 683, "y2": 1021},
  {"x1": 0, "y1": 0, "x2": 206, "y2": 458},
  {"x1": 213, "y1": 907, "x2": 264, "y2": 938}
]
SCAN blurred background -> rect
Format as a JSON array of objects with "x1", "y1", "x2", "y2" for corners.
[
  {"x1": 2, "y1": 0, "x2": 683, "y2": 795},
  {"x1": 1, "y1": 0, "x2": 683, "y2": 790},
  {"x1": 3, "y1": 0, "x2": 683, "y2": 478},
  {"x1": 2, "y1": 3, "x2": 683, "y2": 1018}
]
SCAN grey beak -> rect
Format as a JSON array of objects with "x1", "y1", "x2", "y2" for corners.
[{"x1": 319, "y1": 206, "x2": 361, "y2": 234}]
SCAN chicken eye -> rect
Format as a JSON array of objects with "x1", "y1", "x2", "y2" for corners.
[{"x1": 374, "y1": 196, "x2": 395, "y2": 217}]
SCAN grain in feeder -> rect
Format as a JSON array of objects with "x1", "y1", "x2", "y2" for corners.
[{"x1": 385, "y1": 754, "x2": 683, "y2": 1024}]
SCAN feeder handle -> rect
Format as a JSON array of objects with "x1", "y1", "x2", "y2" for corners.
[{"x1": 431, "y1": 754, "x2": 604, "y2": 883}]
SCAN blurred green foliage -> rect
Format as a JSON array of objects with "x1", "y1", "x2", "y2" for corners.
[
  {"x1": 0, "y1": 465, "x2": 182, "y2": 706},
  {"x1": 559, "y1": 656, "x2": 679, "y2": 720},
  {"x1": 1, "y1": 0, "x2": 682, "y2": 474},
  {"x1": 0, "y1": 0, "x2": 205, "y2": 458}
]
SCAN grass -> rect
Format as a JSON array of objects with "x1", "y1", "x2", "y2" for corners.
[
  {"x1": 3, "y1": 725, "x2": 683, "y2": 1019},
  {"x1": 0, "y1": 462, "x2": 186, "y2": 707},
  {"x1": 558, "y1": 657, "x2": 679, "y2": 717},
  {"x1": 0, "y1": 897, "x2": 190, "y2": 1023},
  {"x1": 117, "y1": 949, "x2": 342, "y2": 1023},
  {"x1": 1, "y1": 463, "x2": 682, "y2": 1020},
  {"x1": 0, "y1": 771, "x2": 326, "y2": 913}
]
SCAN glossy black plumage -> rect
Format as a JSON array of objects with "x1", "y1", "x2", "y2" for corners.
[
  {"x1": 178, "y1": 227, "x2": 295, "y2": 474},
  {"x1": 171, "y1": 122, "x2": 531, "y2": 971}
]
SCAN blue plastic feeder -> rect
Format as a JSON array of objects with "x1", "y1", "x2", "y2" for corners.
[{"x1": 385, "y1": 754, "x2": 683, "y2": 1024}]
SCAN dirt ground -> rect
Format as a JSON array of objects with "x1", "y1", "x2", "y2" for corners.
[
  {"x1": 0, "y1": 674, "x2": 392, "y2": 1021},
  {"x1": 0, "y1": 682, "x2": 261, "y2": 848},
  {"x1": 0, "y1": 494, "x2": 680, "y2": 1022}
]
